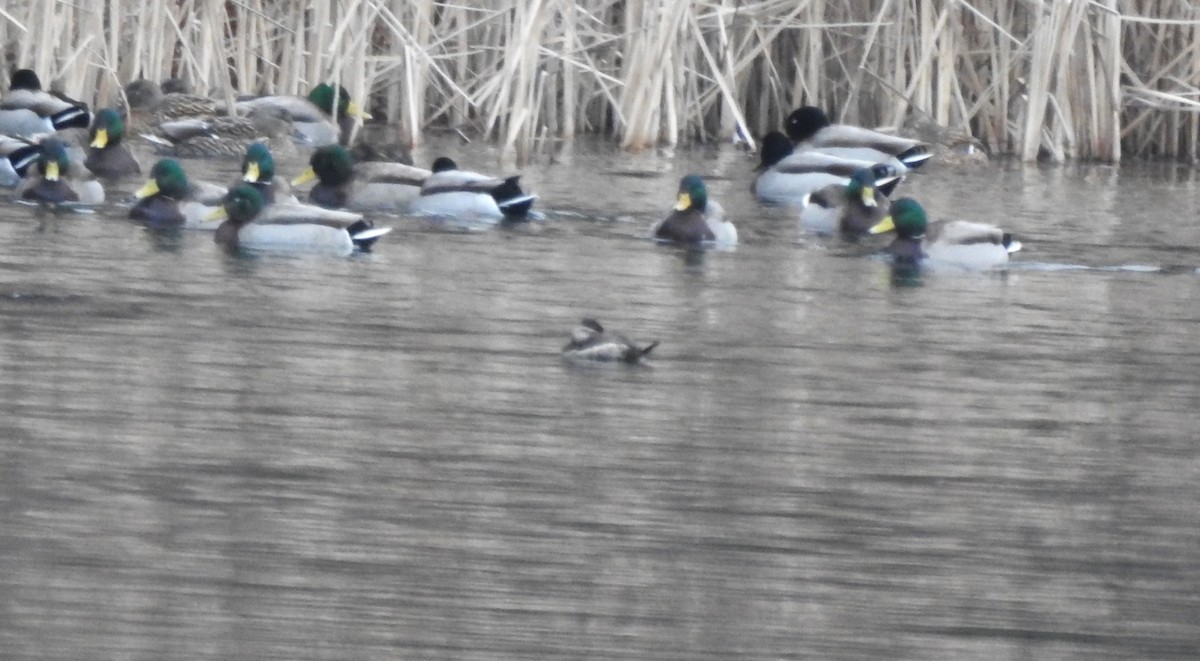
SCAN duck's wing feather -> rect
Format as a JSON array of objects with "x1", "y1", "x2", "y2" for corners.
[
  {"x1": 772, "y1": 150, "x2": 877, "y2": 177},
  {"x1": 926, "y1": 219, "x2": 1007, "y2": 246},
  {"x1": 156, "y1": 93, "x2": 220, "y2": 120},
  {"x1": 810, "y1": 125, "x2": 924, "y2": 154},
  {"x1": 420, "y1": 169, "x2": 507, "y2": 195},
  {"x1": 187, "y1": 179, "x2": 228, "y2": 205},
  {"x1": 255, "y1": 201, "x2": 364, "y2": 229},
  {"x1": 236, "y1": 96, "x2": 327, "y2": 123},
  {"x1": 356, "y1": 162, "x2": 431, "y2": 186}
]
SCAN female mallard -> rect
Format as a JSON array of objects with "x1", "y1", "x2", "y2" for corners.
[
  {"x1": 785, "y1": 107, "x2": 931, "y2": 169},
  {"x1": 239, "y1": 143, "x2": 298, "y2": 204},
  {"x1": 17, "y1": 138, "x2": 104, "y2": 205},
  {"x1": 869, "y1": 197, "x2": 1022, "y2": 271},
  {"x1": 126, "y1": 79, "x2": 300, "y2": 159},
  {"x1": 130, "y1": 159, "x2": 225, "y2": 229},
  {"x1": 84, "y1": 108, "x2": 141, "y2": 177},
  {"x1": 235, "y1": 83, "x2": 368, "y2": 147},
  {"x1": 651, "y1": 174, "x2": 737, "y2": 247},
  {"x1": 754, "y1": 130, "x2": 903, "y2": 205},
  {"x1": 797, "y1": 167, "x2": 889, "y2": 241},
  {"x1": 408, "y1": 156, "x2": 535, "y2": 222},
  {"x1": 291, "y1": 144, "x2": 429, "y2": 212},
  {"x1": 562, "y1": 318, "x2": 658, "y2": 364},
  {"x1": 207, "y1": 184, "x2": 390, "y2": 255}
]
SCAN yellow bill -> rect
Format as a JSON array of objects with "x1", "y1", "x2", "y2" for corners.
[
  {"x1": 861, "y1": 186, "x2": 876, "y2": 208},
  {"x1": 347, "y1": 101, "x2": 371, "y2": 119},
  {"x1": 868, "y1": 215, "x2": 895, "y2": 235},
  {"x1": 205, "y1": 205, "x2": 229, "y2": 221},
  {"x1": 90, "y1": 129, "x2": 109, "y2": 149},
  {"x1": 134, "y1": 179, "x2": 159, "y2": 199},
  {"x1": 243, "y1": 161, "x2": 261, "y2": 183},
  {"x1": 45, "y1": 161, "x2": 60, "y2": 182},
  {"x1": 674, "y1": 192, "x2": 691, "y2": 211},
  {"x1": 291, "y1": 167, "x2": 316, "y2": 187}
]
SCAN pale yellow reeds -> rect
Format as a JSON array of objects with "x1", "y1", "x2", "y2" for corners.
[{"x1": 1, "y1": 0, "x2": 1199, "y2": 163}]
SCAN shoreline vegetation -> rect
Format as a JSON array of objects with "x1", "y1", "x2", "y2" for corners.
[{"x1": 1, "y1": 1, "x2": 1197, "y2": 163}]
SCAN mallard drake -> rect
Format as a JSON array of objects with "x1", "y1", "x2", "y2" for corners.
[
  {"x1": 651, "y1": 174, "x2": 737, "y2": 247},
  {"x1": 562, "y1": 318, "x2": 658, "y2": 364},
  {"x1": 291, "y1": 144, "x2": 429, "y2": 211},
  {"x1": 0, "y1": 135, "x2": 42, "y2": 187},
  {"x1": 130, "y1": 159, "x2": 225, "y2": 229},
  {"x1": 1, "y1": 70, "x2": 88, "y2": 117},
  {"x1": 126, "y1": 79, "x2": 300, "y2": 159},
  {"x1": 408, "y1": 156, "x2": 536, "y2": 221},
  {"x1": 754, "y1": 130, "x2": 904, "y2": 205},
  {"x1": 235, "y1": 83, "x2": 368, "y2": 147},
  {"x1": 869, "y1": 197, "x2": 1022, "y2": 271},
  {"x1": 239, "y1": 143, "x2": 298, "y2": 204},
  {"x1": 785, "y1": 107, "x2": 931, "y2": 169},
  {"x1": 16, "y1": 138, "x2": 103, "y2": 205},
  {"x1": 797, "y1": 167, "x2": 890, "y2": 241},
  {"x1": 207, "y1": 184, "x2": 390, "y2": 255},
  {"x1": 83, "y1": 108, "x2": 141, "y2": 177},
  {"x1": 0, "y1": 70, "x2": 91, "y2": 136}
]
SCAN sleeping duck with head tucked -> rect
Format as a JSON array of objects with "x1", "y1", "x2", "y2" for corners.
[
  {"x1": 754, "y1": 130, "x2": 903, "y2": 205},
  {"x1": 408, "y1": 156, "x2": 535, "y2": 222},
  {"x1": 0, "y1": 69, "x2": 91, "y2": 137},
  {"x1": 785, "y1": 106, "x2": 932, "y2": 170}
]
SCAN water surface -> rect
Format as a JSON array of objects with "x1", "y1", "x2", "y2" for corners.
[{"x1": 1, "y1": 137, "x2": 1198, "y2": 659}]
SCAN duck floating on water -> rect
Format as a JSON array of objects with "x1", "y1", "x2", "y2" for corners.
[
  {"x1": 207, "y1": 183, "x2": 390, "y2": 255},
  {"x1": 652, "y1": 174, "x2": 737, "y2": 247},
  {"x1": 869, "y1": 197, "x2": 1022, "y2": 271},
  {"x1": 798, "y1": 167, "x2": 890, "y2": 241},
  {"x1": 754, "y1": 130, "x2": 903, "y2": 205},
  {"x1": 785, "y1": 106, "x2": 932, "y2": 170},
  {"x1": 408, "y1": 156, "x2": 535, "y2": 222},
  {"x1": 17, "y1": 138, "x2": 103, "y2": 205},
  {"x1": 292, "y1": 144, "x2": 430, "y2": 212},
  {"x1": 562, "y1": 318, "x2": 658, "y2": 364},
  {"x1": 0, "y1": 69, "x2": 90, "y2": 137},
  {"x1": 130, "y1": 159, "x2": 224, "y2": 229},
  {"x1": 84, "y1": 108, "x2": 141, "y2": 177},
  {"x1": 239, "y1": 143, "x2": 297, "y2": 204},
  {"x1": 235, "y1": 83, "x2": 368, "y2": 147},
  {"x1": 126, "y1": 79, "x2": 301, "y2": 159}
]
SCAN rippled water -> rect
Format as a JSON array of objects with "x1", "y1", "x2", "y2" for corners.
[{"x1": 1, "y1": 136, "x2": 1199, "y2": 660}]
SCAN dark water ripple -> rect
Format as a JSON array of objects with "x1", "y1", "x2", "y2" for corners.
[{"x1": 0, "y1": 141, "x2": 1198, "y2": 659}]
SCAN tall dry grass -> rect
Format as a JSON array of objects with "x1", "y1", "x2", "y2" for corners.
[{"x1": 1, "y1": 0, "x2": 1198, "y2": 162}]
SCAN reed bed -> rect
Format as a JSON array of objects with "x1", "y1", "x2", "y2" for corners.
[{"x1": 1, "y1": 0, "x2": 1199, "y2": 162}]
